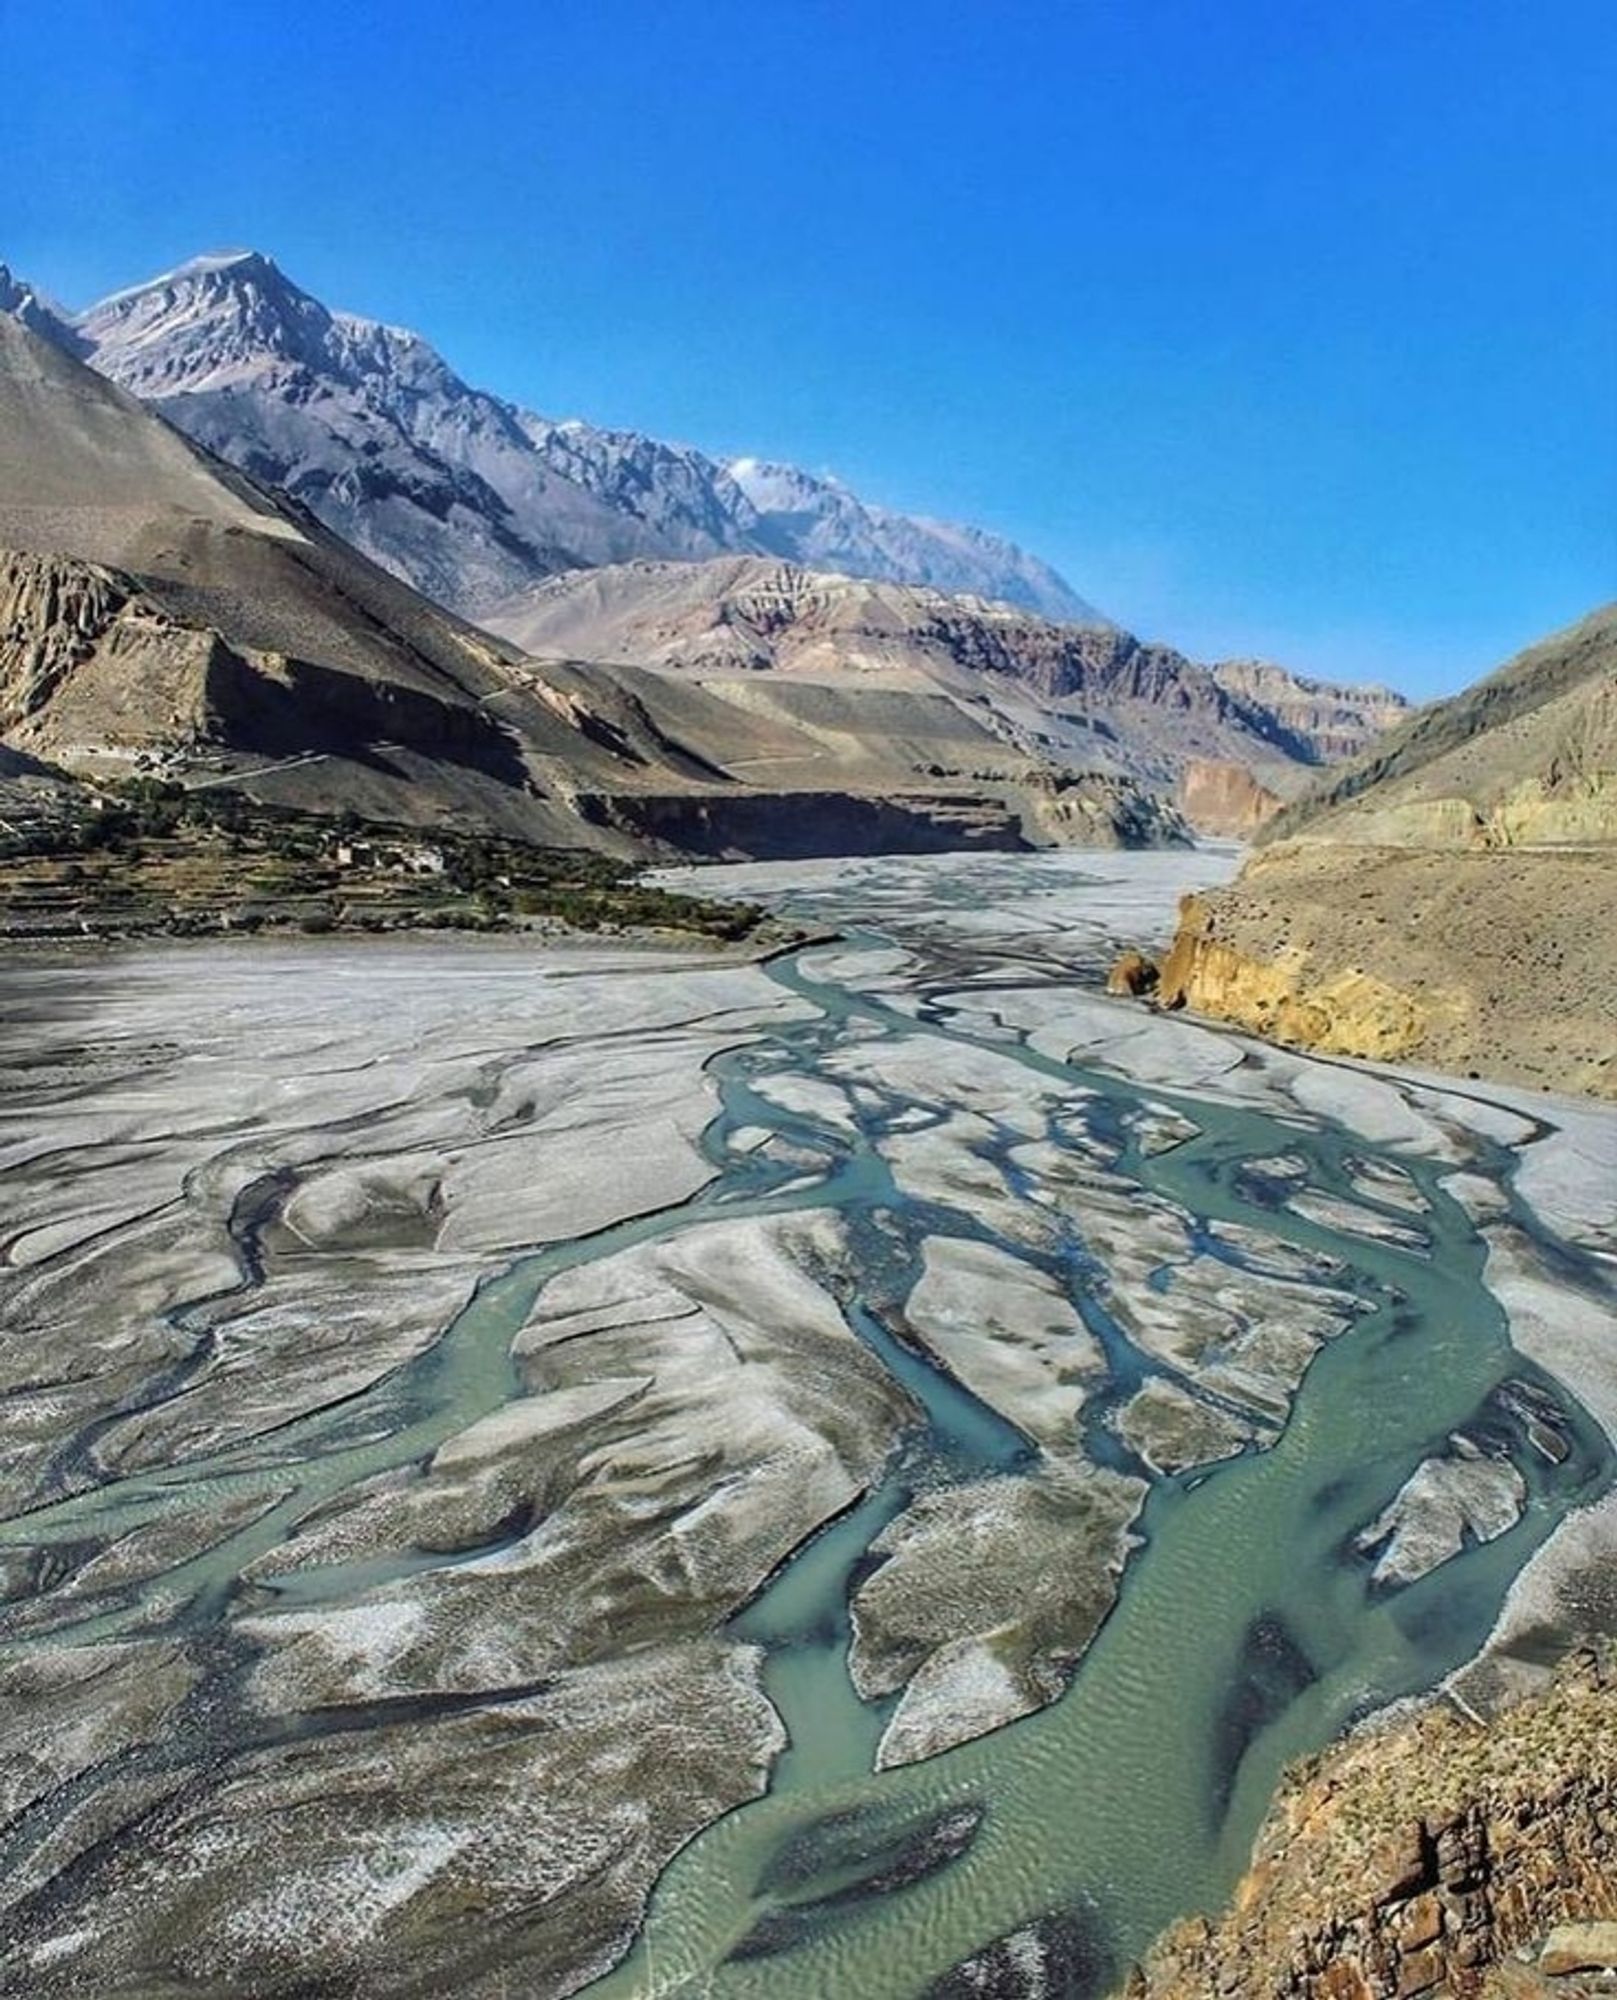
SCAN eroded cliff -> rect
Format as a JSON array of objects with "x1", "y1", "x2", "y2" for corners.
[
  {"x1": 1151, "y1": 842, "x2": 1615, "y2": 1098},
  {"x1": 1144, "y1": 607, "x2": 1617, "y2": 1100},
  {"x1": 1176, "y1": 756, "x2": 1286, "y2": 836}
]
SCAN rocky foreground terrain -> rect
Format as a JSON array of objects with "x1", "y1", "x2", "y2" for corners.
[
  {"x1": 1124, "y1": 1647, "x2": 1617, "y2": 1999},
  {"x1": 1140, "y1": 606, "x2": 1617, "y2": 1098}
]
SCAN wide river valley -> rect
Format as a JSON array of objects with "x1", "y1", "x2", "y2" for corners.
[{"x1": 2, "y1": 850, "x2": 1615, "y2": 2000}]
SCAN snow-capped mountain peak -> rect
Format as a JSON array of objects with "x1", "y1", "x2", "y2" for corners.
[
  {"x1": 4, "y1": 250, "x2": 1102, "y2": 628},
  {"x1": 728, "y1": 456, "x2": 1099, "y2": 621},
  {"x1": 76, "y1": 250, "x2": 470, "y2": 410},
  {"x1": 77, "y1": 250, "x2": 345, "y2": 397},
  {"x1": 0, "y1": 263, "x2": 83, "y2": 354},
  {"x1": 93, "y1": 247, "x2": 276, "y2": 301}
]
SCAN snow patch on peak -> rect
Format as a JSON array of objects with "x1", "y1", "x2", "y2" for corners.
[
  {"x1": 87, "y1": 248, "x2": 278, "y2": 312},
  {"x1": 178, "y1": 248, "x2": 273, "y2": 277},
  {"x1": 40, "y1": 249, "x2": 1102, "y2": 627}
]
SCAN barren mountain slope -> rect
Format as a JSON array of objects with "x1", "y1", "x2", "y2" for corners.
[
  {"x1": 1151, "y1": 607, "x2": 1617, "y2": 1096},
  {"x1": 0, "y1": 313, "x2": 692, "y2": 844},
  {"x1": 0, "y1": 317, "x2": 1186, "y2": 857},
  {"x1": 2, "y1": 255, "x2": 1417, "y2": 849},
  {"x1": 14, "y1": 250, "x2": 1098, "y2": 624},
  {"x1": 491, "y1": 556, "x2": 1400, "y2": 797},
  {"x1": 1260, "y1": 604, "x2": 1617, "y2": 846}
]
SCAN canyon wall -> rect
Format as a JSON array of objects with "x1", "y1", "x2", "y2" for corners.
[
  {"x1": 1149, "y1": 841, "x2": 1616, "y2": 1099},
  {"x1": 1144, "y1": 606, "x2": 1617, "y2": 1100},
  {"x1": 1175, "y1": 756, "x2": 1286, "y2": 837}
]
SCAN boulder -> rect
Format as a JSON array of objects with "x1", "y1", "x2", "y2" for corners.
[
  {"x1": 1539, "y1": 1922, "x2": 1617, "y2": 1976},
  {"x1": 1106, "y1": 948, "x2": 1159, "y2": 997}
]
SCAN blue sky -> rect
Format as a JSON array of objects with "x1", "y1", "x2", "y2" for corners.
[{"x1": 7, "y1": 0, "x2": 1614, "y2": 694}]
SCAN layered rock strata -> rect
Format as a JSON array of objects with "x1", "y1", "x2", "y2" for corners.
[{"x1": 1137, "y1": 607, "x2": 1617, "y2": 1099}]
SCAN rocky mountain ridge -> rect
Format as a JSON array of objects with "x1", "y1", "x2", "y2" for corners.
[
  {"x1": 0, "y1": 266, "x2": 80, "y2": 352},
  {"x1": 494, "y1": 556, "x2": 1409, "y2": 795},
  {"x1": 0, "y1": 313, "x2": 1190, "y2": 860},
  {"x1": 1259, "y1": 607, "x2": 1617, "y2": 849},
  {"x1": 1174, "y1": 756, "x2": 1285, "y2": 836},
  {"x1": 0, "y1": 252, "x2": 1419, "y2": 837},
  {"x1": 1212, "y1": 658, "x2": 1411, "y2": 765},
  {"x1": 4, "y1": 250, "x2": 1098, "y2": 627}
]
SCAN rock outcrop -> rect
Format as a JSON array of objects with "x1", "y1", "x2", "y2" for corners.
[
  {"x1": 1124, "y1": 1648, "x2": 1617, "y2": 2000},
  {"x1": 0, "y1": 544, "x2": 534, "y2": 794},
  {"x1": 1177, "y1": 755, "x2": 1286, "y2": 836},
  {"x1": 1145, "y1": 607, "x2": 1617, "y2": 1099},
  {"x1": 1106, "y1": 948, "x2": 1160, "y2": 997},
  {"x1": 1153, "y1": 876, "x2": 1447, "y2": 1066},
  {"x1": 0, "y1": 549, "x2": 145, "y2": 728},
  {"x1": 1211, "y1": 659, "x2": 1411, "y2": 765},
  {"x1": 1152, "y1": 842, "x2": 1617, "y2": 1096}
]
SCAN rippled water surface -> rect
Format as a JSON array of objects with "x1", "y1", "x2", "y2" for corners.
[
  {"x1": 2, "y1": 852, "x2": 1607, "y2": 1998},
  {"x1": 585, "y1": 860, "x2": 1608, "y2": 1997}
]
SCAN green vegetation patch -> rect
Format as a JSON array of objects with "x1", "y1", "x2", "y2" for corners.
[{"x1": 0, "y1": 780, "x2": 770, "y2": 945}]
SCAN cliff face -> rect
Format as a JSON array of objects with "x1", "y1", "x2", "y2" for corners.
[
  {"x1": 1125, "y1": 1650, "x2": 1617, "y2": 2000},
  {"x1": 1147, "y1": 607, "x2": 1617, "y2": 1100},
  {"x1": 1176, "y1": 756, "x2": 1286, "y2": 837},
  {"x1": 1211, "y1": 659, "x2": 1411, "y2": 764},
  {"x1": 1151, "y1": 842, "x2": 1615, "y2": 1098},
  {"x1": 0, "y1": 548, "x2": 270, "y2": 756},
  {"x1": 1155, "y1": 886, "x2": 1442, "y2": 1064}
]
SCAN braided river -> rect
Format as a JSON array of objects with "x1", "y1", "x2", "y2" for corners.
[{"x1": 2, "y1": 849, "x2": 1612, "y2": 1999}]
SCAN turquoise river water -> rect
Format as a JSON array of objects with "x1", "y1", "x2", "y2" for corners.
[{"x1": 1, "y1": 864, "x2": 1608, "y2": 2000}]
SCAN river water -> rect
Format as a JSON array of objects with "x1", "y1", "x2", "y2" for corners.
[
  {"x1": 1, "y1": 854, "x2": 1607, "y2": 1998},
  {"x1": 581, "y1": 860, "x2": 1609, "y2": 1998}
]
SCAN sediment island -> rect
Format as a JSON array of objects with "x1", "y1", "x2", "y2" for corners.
[{"x1": 4, "y1": 847, "x2": 1614, "y2": 1998}]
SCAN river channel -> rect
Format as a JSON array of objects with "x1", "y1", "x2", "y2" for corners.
[{"x1": 0, "y1": 851, "x2": 1608, "y2": 1998}]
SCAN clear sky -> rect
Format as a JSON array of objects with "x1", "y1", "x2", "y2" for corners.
[{"x1": 6, "y1": 0, "x2": 1614, "y2": 694}]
